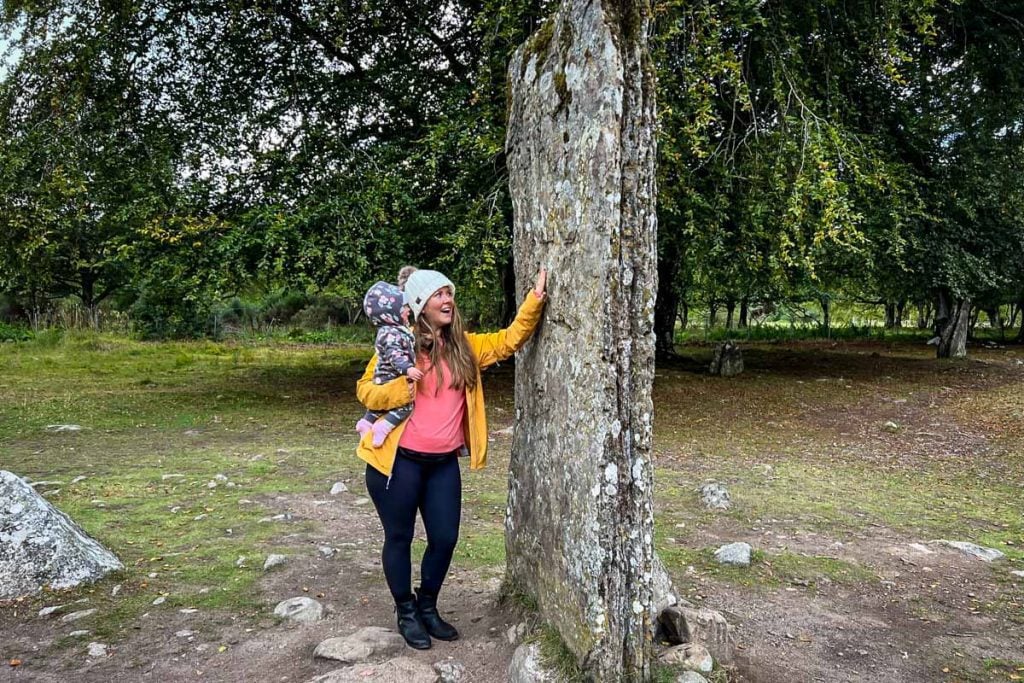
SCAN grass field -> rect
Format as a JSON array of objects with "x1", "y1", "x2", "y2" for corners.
[{"x1": 1, "y1": 332, "x2": 1022, "y2": 681}]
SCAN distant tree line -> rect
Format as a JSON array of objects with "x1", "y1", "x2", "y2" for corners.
[{"x1": 1, "y1": 1, "x2": 1021, "y2": 355}]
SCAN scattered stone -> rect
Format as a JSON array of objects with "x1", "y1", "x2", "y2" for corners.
[
  {"x1": 932, "y1": 540, "x2": 1005, "y2": 562},
  {"x1": 709, "y1": 341, "x2": 743, "y2": 377},
  {"x1": 39, "y1": 605, "x2": 66, "y2": 618},
  {"x1": 713, "y1": 542, "x2": 752, "y2": 567},
  {"x1": 310, "y1": 657, "x2": 439, "y2": 682},
  {"x1": 505, "y1": 622, "x2": 528, "y2": 644},
  {"x1": 658, "y1": 643, "x2": 714, "y2": 673},
  {"x1": 60, "y1": 609, "x2": 97, "y2": 624},
  {"x1": 318, "y1": 546, "x2": 337, "y2": 558},
  {"x1": 1010, "y1": 570, "x2": 1024, "y2": 578},
  {"x1": 330, "y1": 482, "x2": 348, "y2": 495},
  {"x1": 0, "y1": 472, "x2": 123, "y2": 599},
  {"x1": 675, "y1": 673, "x2": 709, "y2": 683},
  {"x1": 658, "y1": 605, "x2": 734, "y2": 663},
  {"x1": 698, "y1": 482, "x2": 731, "y2": 510},
  {"x1": 906, "y1": 543, "x2": 935, "y2": 555},
  {"x1": 263, "y1": 554, "x2": 288, "y2": 571},
  {"x1": 206, "y1": 481, "x2": 218, "y2": 489},
  {"x1": 71, "y1": 476, "x2": 87, "y2": 484},
  {"x1": 86, "y1": 642, "x2": 108, "y2": 658},
  {"x1": 314, "y1": 626, "x2": 405, "y2": 663},
  {"x1": 179, "y1": 608, "x2": 199, "y2": 614},
  {"x1": 508, "y1": 643, "x2": 558, "y2": 683},
  {"x1": 353, "y1": 498, "x2": 371, "y2": 507},
  {"x1": 45, "y1": 424, "x2": 82, "y2": 432},
  {"x1": 434, "y1": 660, "x2": 466, "y2": 683},
  {"x1": 111, "y1": 584, "x2": 122, "y2": 597},
  {"x1": 882, "y1": 421, "x2": 900, "y2": 433},
  {"x1": 184, "y1": 429, "x2": 201, "y2": 436},
  {"x1": 214, "y1": 474, "x2": 229, "y2": 482},
  {"x1": 161, "y1": 474, "x2": 185, "y2": 481},
  {"x1": 193, "y1": 514, "x2": 207, "y2": 521},
  {"x1": 68, "y1": 630, "x2": 90, "y2": 638},
  {"x1": 274, "y1": 597, "x2": 324, "y2": 624},
  {"x1": 152, "y1": 596, "x2": 166, "y2": 606},
  {"x1": 235, "y1": 556, "x2": 247, "y2": 568},
  {"x1": 175, "y1": 629, "x2": 195, "y2": 638}
]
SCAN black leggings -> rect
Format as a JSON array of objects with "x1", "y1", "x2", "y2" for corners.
[{"x1": 365, "y1": 448, "x2": 462, "y2": 602}]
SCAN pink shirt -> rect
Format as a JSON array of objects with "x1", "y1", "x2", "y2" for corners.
[{"x1": 398, "y1": 356, "x2": 466, "y2": 454}]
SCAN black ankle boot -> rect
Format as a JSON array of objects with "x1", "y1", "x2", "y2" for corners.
[
  {"x1": 416, "y1": 589, "x2": 459, "y2": 641},
  {"x1": 395, "y1": 597, "x2": 431, "y2": 649}
]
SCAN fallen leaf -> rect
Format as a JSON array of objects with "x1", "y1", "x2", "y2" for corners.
[{"x1": 9, "y1": 659, "x2": 22, "y2": 667}]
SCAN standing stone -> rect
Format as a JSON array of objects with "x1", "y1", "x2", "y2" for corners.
[
  {"x1": 0, "y1": 471, "x2": 122, "y2": 599},
  {"x1": 709, "y1": 342, "x2": 743, "y2": 377},
  {"x1": 506, "y1": 1, "x2": 658, "y2": 679}
]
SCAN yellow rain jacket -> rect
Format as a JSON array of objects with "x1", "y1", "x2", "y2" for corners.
[{"x1": 355, "y1": 292, "x2": 545, "y2": 476}]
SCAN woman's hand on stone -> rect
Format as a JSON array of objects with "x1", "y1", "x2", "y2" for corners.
[{"x1": 533, "y1": 268, "x2": 547, "y2": 301}]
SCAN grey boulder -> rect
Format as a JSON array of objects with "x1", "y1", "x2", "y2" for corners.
[
  {"x1": 0, "y1": 471, "x2": 122, "y2": 599},
  {"x1": 309, "y1": 657, "x2": 439, "y2": 683},
  {"x1": 508, "y1": 643, "x2": 558, "y2": 683},
  {"x1": 314, "y1": 626, "x2": 406, "y2": 663}
]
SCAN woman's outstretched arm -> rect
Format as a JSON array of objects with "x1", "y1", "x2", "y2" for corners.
[{"x1": 469, "y1": 269, "x2": 547, "y2": 368}]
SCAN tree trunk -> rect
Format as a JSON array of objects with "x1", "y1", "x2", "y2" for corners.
[
  {"x1": 895, "y1": 299, "x2": 906, "y2": 329},
  {"x1": 986, "y1": 307, "x2": 1004, "y2": 341},
  {"x1": 884, "y1": 302, "x2": 897, "y2": 329},
  {"x1": 506, "y1": 1, "x2": 657, "y2": 679},
  {"x1": 935, "y1": 290, "x2": 971, "y2": 358},
  {"x1": 680, "y1": 300, "x2": 689, "y2": 330},
  {"x1": 738, "y1": 297, "x2": 749, "y2": 329},
  {"x1": 725, "y1": 298, "x2": 736, "y2": 330},
  {"x1": 820, "y1": 295, "x2": 831, "y2": 337},
  {"x1": 917, "y1": 302, "x2": 932, "y2": 330},
  {"x1": 708, "y1": 301, "x2": 718, "y2": 329}
]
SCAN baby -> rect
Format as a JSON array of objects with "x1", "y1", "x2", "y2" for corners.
[{"x1": 356, "y1": 281, "x2": 423, "y2": 446}]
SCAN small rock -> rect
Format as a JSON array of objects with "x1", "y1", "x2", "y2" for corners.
[
  {"x1": 263, "y1": 554, "x2": 288, "y2": 571},
  {"x1": 434, "y1": 660, "x2": 466, "y2": 683},
  {"x1": 882, "y1": 421, "x2": 900, "y2": 433},
  {"x1": 184, "y1": 429, "x2": 201, "y2": 436},
  {"x1": 698, "y1": 482, "x2": 731, "y2": 510},
  {"x1": 193, "y1": 513, "x2": 207, "y2": 521},
  {"x1": 311, "y1": 657, "x2": 439, "y2": 682},
  {"x1": 314, "y1": 626, "x2": 405, "y2": 663},
  {"x1": 658, "y1": 643, "x2": 714, "y2": 673},
  {"x1": 111, "y1": 584, "x2": 122, "y2": 597},
  {"x1": 508, "y1": 643, "x2": 557, "y2": 682},
  {"x1": 330, "y1": 482, "x2": 348, "y2": 495},
  {"x1": 206, "y1": 481, "x2": 218, "y2": 489},
  {"x1": 713, "y1": 542, "x2": 752, "y2": 567},
  {"x1": 152, "y1": 596, "x2": 166, "y2": 606},
  {"x1": 318, "y1": 546, "x2": 337, "y2": 558},
  {"x1": 45, "y1": 424, "x2": 82, "y2": 432},
  {"x1": 353, "y1": 498, "x2": 371, "y2": 507},
  {"x1": 505, "y1": 622, "x2": 527, "y2": 644},
  {"x1": 1010, "y1": 570, "x2": 1024, "y2": 578},
  {"x1": 86, "y1": 642, "x2": 107, "y2": 658},
  {"x1": 68, "y1": 630, "x2": 90, "y2": 638},
  {"x1": 179, "y1": 608, "x2": 199, "y2": 614},
  {"x1": 175, "y1": 630, "x2": 195, "y2": 638},
  {"x1": 235, "y1": 556, "x2": 247, "y2": 568},
  {"x1": 274, "y1": 597, "x2": 324, "y2": 623},
  {"x1": 39, "y1": 605, "x2": 66, "y2": 618},
  {"x1": 214, "y1": 474, "x2": 229, "y2": 482},
  {"x1": 161, "y1": 474, "x2": 185, "y2": 481},
  {"x1": 932, "y1": 540, "x2": 1005, "y2": 562},
  {"x1": 658, "y1": 605, "x2": 733, "y2": 663},
  {"x1": 60, "y1": 609, "x2": 97, "y2": 623},
  {"x1": 675, "y1": 673, "x2": 709, "y2": 683},
  {"x1": 71, "y1": 476, "x2": 87, "y2": 484}
]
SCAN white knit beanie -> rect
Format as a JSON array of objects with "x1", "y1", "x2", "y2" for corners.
[{"x1": 404, "y1": 269, "x2": 456, "y2": 320}]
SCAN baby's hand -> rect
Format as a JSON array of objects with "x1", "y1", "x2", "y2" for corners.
[{"x1": 406, "y1": 367, "x2": 424, "y2": 381}]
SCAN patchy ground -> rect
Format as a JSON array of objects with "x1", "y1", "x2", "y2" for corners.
[{"x1": 1, "y1": 335, "x2": 1022, "y2": 682}]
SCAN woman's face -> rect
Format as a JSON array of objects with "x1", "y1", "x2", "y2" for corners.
[{"x1": 420, "y1": 286, "x2": 455, "y2": 328}]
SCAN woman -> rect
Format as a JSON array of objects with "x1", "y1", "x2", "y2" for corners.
[{"x1": 355, "y1": 266, "x2": 547, "y2": 650}]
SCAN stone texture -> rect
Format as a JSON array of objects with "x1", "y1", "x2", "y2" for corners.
[
  {"x1": 675, "y1": 673, "x2": 709, "y2": 683},
  {"x1": 505, "y1": 0, "x2": 659, "y2": 678},
  {"x1": 273, "y1": 597, "x2": 323, "y2": 623},
  {"x1": 932, "y1": 540, "x2": 1005, "y2": 562},
  {"x1": 658, "y1": 605, "x2": 734, "y2": 663},
  {"x1": 330, "y1": 482, "x2": 348, "y2": 495},
  {"x1": 651, "y1": 553, "x2": 679, "y2": 616},
  {"x1": 658, "y1": 643, "x2": 714, "y2": 673},
  {"x1": 309, "y1": 657, "x2": 439, "y2": 683},
  {"x1": 698, "y1": 482, "x2": 731, "y2": 510},
  {"x1": 263, "y1": 554, "x2": 288, "y2": 570},
  {"x1": 713, "y1": 542, "x2": 752, "y2": 567},
  {"x1": 433, "y1": 660, "x2": 465, "y2": 683},
  {"x1": 314, "y1": 627, "x2": 405, "y2": 663},
  {"x1": 508, "y1": 643, "x2": 558, "y2": 683},
  {"x1": 0, "y1": 471, "x2": 123, "y2": 599},
  {"x1": 86, "y1": 642, "x2": 108, "y2": 658},
  {"x1": 709, "y1": 342, "x2": 743, "y2": 377}
]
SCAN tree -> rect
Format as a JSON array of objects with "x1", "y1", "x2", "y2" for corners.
[{"x1": 505, "y1": 0, "x2": 658, "y2": 679}]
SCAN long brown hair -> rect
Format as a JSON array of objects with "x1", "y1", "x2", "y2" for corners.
[{"x1": 414, "y1": 302, "x2": 478, "y2": 392}]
